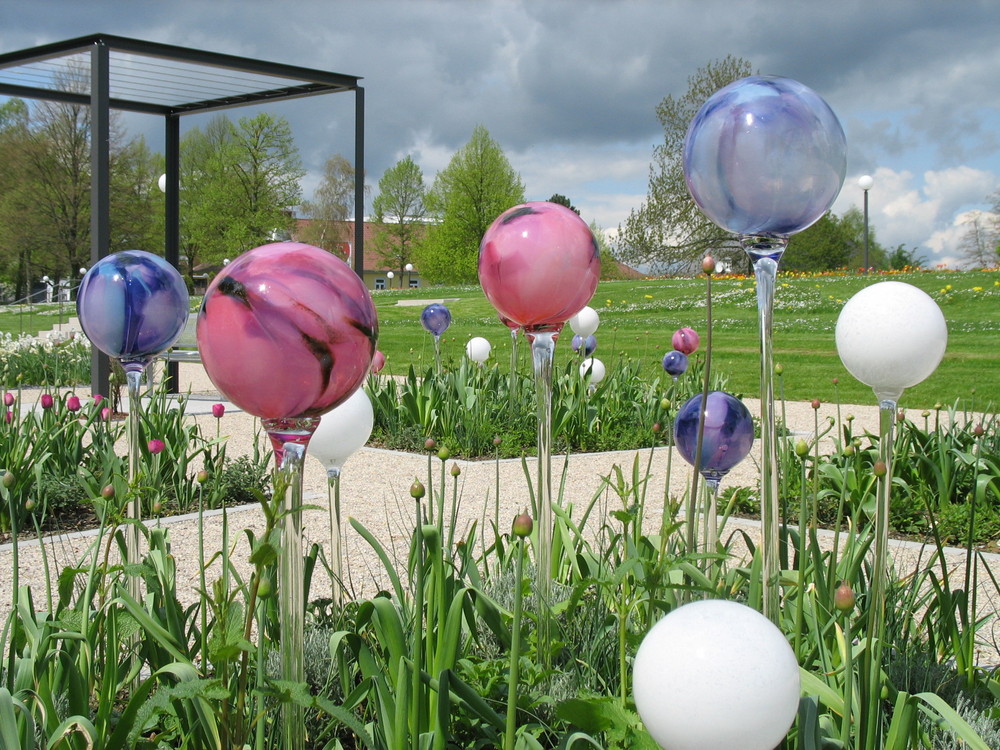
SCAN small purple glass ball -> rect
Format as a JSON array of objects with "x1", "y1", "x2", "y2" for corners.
[
  {"x1": 77, "y1": 250, "x2": 189, "y2": 372},
  {"x1": 674, "y1": 391, "x2": 754, "y2": 480},
  {"x1": 662, "y1": 350, "x2": 689, "y2": 377},
  {"x1": 421, "y1": 303, "x2": 452, "y2": 337},
  {"x1": 572, "y1": 334, "x2": 598, "y2": 356}
]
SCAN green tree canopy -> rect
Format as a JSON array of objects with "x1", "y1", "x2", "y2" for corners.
[
  {"x1": 784, "y1": 207, "x2": 886, "y2": 272},
  {"x1": 298, "y1": 153, "x2": 358, "y2": 256},
  {"x1": 616, "y1": 56, "x2": 753, "y2": 274},
  {"x1": 417, "y1": 125, "x2": 524, "y2": 283},
  {"x1": 372, "y1": 155, "x2": 426, "y2": 282}
]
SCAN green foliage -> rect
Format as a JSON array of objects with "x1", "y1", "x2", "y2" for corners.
[
  {"x1": 372, "y1": 155, "x2": 427, "y2": 276},
  {"x1": 299, "y1": 153, "x2": 358, "y2": 256},
  {"x1": 786, "y1": 207, "x2": 888, "y2": 272},
  {"x1": 417, "y1": 125, "x2": 525, "y2": 283}
]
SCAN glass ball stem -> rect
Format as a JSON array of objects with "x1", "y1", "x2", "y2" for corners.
[
  {"x1": 862, "y1": 399, "x2": 895, "y2": 748},
  {"x1": 264, "y1": 417, "x2": 319, "y2": 750},
  {"x1": 743, "y1": 235, "x2": 788, "y2": 623},
  {"x1": 508, "y1": 327, "x2": 520, "y2": 409},
  {"x1": 124, "y1": 366, "x2": 145, "y2": 602},
  {"x1": 529, "y1": 329, "x2": 557, "y2": 664},
  {"x1": 327, "y1": 469, "x2": 343, "y2": 607}
]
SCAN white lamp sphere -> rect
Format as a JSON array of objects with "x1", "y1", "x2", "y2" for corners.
[
  {"x1": 835, "y1": 281, "x2": 947, "y2": 403},
  {"x1": 568, "y1": 305, "x2": 599, "y2": 337},
  {"x1": 857, "y1": 174, "x2": 874, "y2": 191},
  {"x1": 633, "y1": 600, "x2": 800, "y2": 750},
  {"x1": 157, "y1": 173, "x2": 168, "y2": 193},
  {"x1": 466, "y1": 336, "x2": 491, "y2": 363},
  {"x1": 579, "y1": 357, "x2": 606, "y2": 383},
  {"x1": 405, "y1": 263, "x2": 414, "y2": 271},
  {"x1": 307, "y1": 388, "x2": 374, "y2": 473}
]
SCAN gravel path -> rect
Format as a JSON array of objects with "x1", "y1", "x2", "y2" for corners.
[{"x1": 2, "y1": 359, "x2": 998, "y2": 664}]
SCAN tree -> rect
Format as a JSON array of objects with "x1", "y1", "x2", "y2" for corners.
[
  {"x1": 372, "y1": 155, "x2": 426, "y2": 284},
  {"x1": 958, "y1": 211, "x2": 998, "y2": 269},
  {"x1": 617, "y1": 56, "x2": 753, "y2": 274},
  {"x1": 549, "y1": 193, "x2": 579, "y2": 214},
  {"x1": 784, "y1": 207, "x2": 886, "y2": 272},
  {"x1": 299, "y1": 153, "x2": 357, "y2": 256},
  {"x1": 417, "y1": 125, "x2": 525, "y2": 283},
  {"x1": 886, "y1": 244, "x2": 927, "y2": 270},
  {"x1": 180, "y1": 112, "x2": 304, "y2": 284}
]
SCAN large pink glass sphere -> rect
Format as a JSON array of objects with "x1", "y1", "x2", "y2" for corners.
[
  {"x1": 197, "y1": 242, "x2": 378, "y2": 420},
  {"x1": 478, "y1": 202, "x2": 600, "y2": 332}
]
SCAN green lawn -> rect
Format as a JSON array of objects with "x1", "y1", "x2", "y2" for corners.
[{"x1": 3, "y1": 268, "x2": 997, "y2": 410}]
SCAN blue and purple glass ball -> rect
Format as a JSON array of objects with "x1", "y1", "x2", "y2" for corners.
[
  {"x1": 77, "y1": 250, "x2": 189, "y2": 372},
  {"x1": 421, "y1": 303, "x2": 452, "y2": 337},
  {"x1": 683, "y1": 76, "x2": 847, "y2": 237},
  {"x1": 674, "y1": 391, "x2": 754, "y2": 482},
  {"x1": 572, "y1": 334, "x2": 598, "y2": 356},
  {"x1": 662, "y1": 350, "x2": 689, "y2": 377}
]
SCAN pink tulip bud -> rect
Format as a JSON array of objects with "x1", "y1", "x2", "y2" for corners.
[
  {"x1": 4, "y1": 411, "x2": 11, "y2": 424},
  {"x1": 148, "y1": 439, "x2": 166, "y2": 455},
  {"x1": 671, "y1": 327, "x2": 700, "y2": 355},
  {"x1": 3, "y1": 392, "x2": 13, "y2": 407},
  {"x1": 40, "y1": 393, "x2": 54, "y2": 409},
  {"x1": 101, "y1": 407, "x2": 111, "y2": 421},
  {"x1": 212, "y1": 403, "x2": 225, "y2": 419},
  {"x1": 93, "y1": 394, "x2": 104, "y2": 405},
  {"x1": 67, "y1": 396, "x2": 81, "y2": 412}
]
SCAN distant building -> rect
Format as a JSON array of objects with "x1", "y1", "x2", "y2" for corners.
[{"x1": 293, "y1": 218, "x2": 423, "y2": 290}]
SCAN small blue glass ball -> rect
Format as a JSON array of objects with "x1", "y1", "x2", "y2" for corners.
[
  {"x1": 77, "y1": 250, "x2": 189, "y2": 371},
  {"x1": 572, "y1": 334, "x2": 597, "y2": 356},
  {"x1": 662, "y1": 350, "x2": 689, "y2": 377},
  {"x1": 421, "y1": 303, "x2": 452, "y2": 337},
  {"x1": 674, "y1": 391, "x2": 754, "y2": 480},
  {"x1": 683, "y1": 76, "x2": 847, "y2": 237}
]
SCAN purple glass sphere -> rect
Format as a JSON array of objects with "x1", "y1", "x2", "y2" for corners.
[
  {"x1": 571, "y1": 334, "x2": 597, "y2": 356},
  {"x1": 662, "y1": 350, "x2": 689, "y2": 377},
  {"x1": 421, "y1": 303, "x2": 452, "y2": 337},
  {"x1": 683, "y1": 76, "x2": 846, "y2": 237},
  {"x1": 77, "y1": 250, "x2": 189, "y2": 372},
  {"x1": 674, "y1": 391, "x2": 754, "y2": 481}
]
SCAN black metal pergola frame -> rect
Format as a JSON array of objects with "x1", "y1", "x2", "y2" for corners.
[{"x1": 0, "y1": 33, "x2": 365, "y2": 397}]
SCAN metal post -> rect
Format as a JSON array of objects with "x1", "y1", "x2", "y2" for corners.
[
  {"x1": 863, "y1": 189, "x2": 870, "y2": 272},
  {"x1": 353, "y1": 86, "x2": 365, "y2": 279},
  {"x1": 165, "y1": 114, "x2": 182, "y2": 393},
  {"x1": 90, "y1": 41, "x2": 111, "y2": 399}
]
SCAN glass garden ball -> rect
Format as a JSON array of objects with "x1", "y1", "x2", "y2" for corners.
[
  {"x1": 77, "y1": 250, "x2": 189, "y2": 372},
  {"x1": 684, "y1": 76, "x2": 847, "y2": 237},
  {"x1": 671, "y1": 327, "x2": 700, "y2": 355},
  {"x1": 633, "y1": 599, "x2": 800, "y2": 750},
  {"x1": 674, "y1": 391, "x2": 754, "y2": 481},
  {"x1": 197, "y1": 242, "x2": 378, "y2": 420},
  {"x1": 571, "y1": 334, "x2": 597, "y2": 356},
  {"x1": 579, "y1": 357, "x2": 606, "y2": 384},
  {"x1": 307, "y1": 388, "x2": 374, "y2": 474},
  {"x1": 662, "y1": 350, "x2": 688, "y2": 377},
  {"x1": 466, "y1": 336, "x2": 491, "y2": 363},
  {"x1": 479, "y1": 202, "x2": 600, "y2": 332},
  {"x1": 568, "y1": 305, "x2": 600, "y2": 337},
  {"x1": 835, "y1": 281, "x2": 947, "y2": 403},
  {"x1": 421, "y1": 304, "x2": 452, "y2": 337}
]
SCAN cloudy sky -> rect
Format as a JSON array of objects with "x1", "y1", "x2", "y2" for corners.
[{"x1": 3, "y1": 0, "x2": 999, "y2": 267}]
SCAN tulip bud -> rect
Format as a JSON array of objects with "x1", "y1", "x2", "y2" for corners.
[
  {"x1": 24, "y1": 498, "x2": 35, "y2": 512},
  {"x1": 843, "y1": 444, "x2": 855, "y2": 456},
  {"x1": 831, "y1": 377, "x2": 839, "y2": 386},
  {"x1": 493, "y1": 436, "x2": 502, "y2": 447},
  {"x1": 196, "y1": 469, "x2": 209, "y2": 484},
  {"x1": 148, "y1": 439, "x2": 166, "y2": 455},
  {"x1": 2, "y1": 471, "x2": 14, "y2": 488},
  {"x1": 212, "y1": 403, "x2": 225, "y2": 419},
  {"x1": 4, "y1": 411, "x2": 11, "y2": 424},
  {"x1": 152, "y1": 499, "x2": 163, "y2": 515},
  {"x1": 101, "y1": 484, "x2": 115, "y2": 499},
  {"x1": 774, "y1": 363, "x2": 784, "y2": 376},
  {"x1": 921, "y1": 410, "x2": 930, "y2": 418},
  {"x1": 896, "y1": 409, "x2": 905, "y2": 424},
  {"x1": 437, "y1": 446, "x2": 451, "y2": 461},
  {"x1": 795, "y1": 439, "x2": 810, "y2": 458},
  {"x1": 450, "y1": 463, "x2": 461, "y2": 477},
  {"x1": 257, "y1": 573, "x2": 274, "y2": 599},
  {"x1": 101, "y1": 407, "x2": 112, "y2": 421},
  {"x1": 873, "y1": 460, "x2": 887, "y2": 477},
  {"x1": 410, "y1": 479, "x2": 425, "y2": 499},
  {"x1": 973, "y1": 423, "x2": 985, "y2": 438},
  {"x1": 652, "y1": 422, "x2": 661, "y2": 434},
  {"x1": 702, "y1": 255, "x2": 716, "y2": 274},
  {"x1": 40, "y1": 393, "x2": 53, "y2": 410},
  {"x1": 424, "y1": 438, "x2": 436, "y2": 451},
  {"x1": 846, "y1": 414, "x2": 855, "y2": 423},
  {"x1": 811, "y1": 399, "x2": 821, "y2": 410},
  {"x1": 67, "y1": 395, "x2": 81, "y2": 412},
  {"x1": 834, "y1": 581, "x2": 856, "y2": 612},
  {"x1": 660, "y1": 397, "x2": 670, "y2": 411},
  {"x1": 3, "y1": 392, "x2": 13, "y2": 407},
  {"x1": 512, "y1": 511, "x2": 533, "y2": 538}
]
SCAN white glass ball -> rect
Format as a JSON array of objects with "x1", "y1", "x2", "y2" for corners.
[
  {"x1": 633, "y1": 600, "x2": 800, "y2": 750},
  {"x1": 835, "y1": 281, "x2": 947, "y2": 403},
  {"x1": 465, "y1": 336, "x2": 491, "y2": 363},
  {"x1": 307, "y1": 388, "x2": 374, "y2": 474},
  {"x1": 579, "y1": 357, "x2": 605, "y2": 383},
  {"x1": 568, "y1": 305, "x2": 599, "y2": 337}
]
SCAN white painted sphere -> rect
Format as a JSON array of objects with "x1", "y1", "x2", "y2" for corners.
[
  {"x1": 579, "y1": 357, "x2": 605, "y2": 383},
  {"x1": 465, "y1": 336, "x2": 491, "y2": 363},
  {"x1": 568, "y1": 305, "x2": 599, "y2": 337},
  {"x1": 307, "y1": 388, "x2": 374, "y2": 473}
]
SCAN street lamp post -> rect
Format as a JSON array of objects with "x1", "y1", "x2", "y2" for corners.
[
  {"x1": 858, "y1": 175, "x2": 873, "y2": 272},
  {"x1": 405, "y1": 262, "x2": 413, "y2": 289}
]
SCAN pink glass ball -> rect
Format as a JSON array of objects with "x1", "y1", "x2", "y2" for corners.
[
  {"x1": 197, "y1": 242, "x2": 378, "y2": 420},
  {"x1": 478, "y1": 202, "x2": 600, "y2": 332}
]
